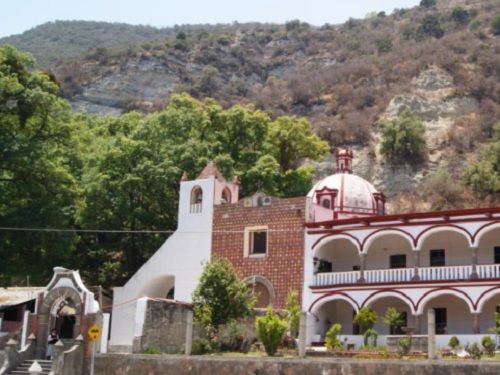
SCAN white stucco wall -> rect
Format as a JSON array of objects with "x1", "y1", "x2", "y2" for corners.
[{"x1": 109, "y1": 177, "x2": 216, "y2": 348}]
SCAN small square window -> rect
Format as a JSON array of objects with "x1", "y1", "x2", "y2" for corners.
[
  {"x1": 430, "y1": 249, "x2": 445, "y2": 267},
  {"x1": 245, "y1": 226, "x2": 268, "y2": 257},
  {"x1": 494, "y1": 247, "x2": 500, "y2": 264}
]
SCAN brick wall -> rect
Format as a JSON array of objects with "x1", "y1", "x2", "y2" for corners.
[{"x1": 212, "y1": 197, "x2": 306, "y2": 308}]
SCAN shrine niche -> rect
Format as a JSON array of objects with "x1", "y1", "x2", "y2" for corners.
[{"x1": 33, "y1": 267, "x2": 101, "y2": 359}]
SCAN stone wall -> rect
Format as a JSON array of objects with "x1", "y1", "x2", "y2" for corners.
[
  {"x1": 96, "y1": 353, "x2": 500, "y2": 375},
  {"x1": 133, "y1": 300, "x2": 203, "y2": 354},
  {"x1": 212, "y1": 196, "x2": 306, "y2": 308}
]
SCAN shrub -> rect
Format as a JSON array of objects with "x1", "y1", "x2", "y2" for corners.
[
  {"x1": 448, "y1": 336, "x2": 460, "y2": 349},
  {"x1": 285, "y1": 290, "x2": 300, "y2": 338},
  {"x1": 451, "y1": 7, "x2": 469, "y2": 25},
  {"x1": 353, "y1": 308, "x2": 378, "y2": 334},
  {"x1": 418, "y1": 15, "x2": 444, "y2": 39},
  {"x1": 380, "y1": 109, "x2": 426, "y2": 164},
  {"x1": 143, "y1": 346, "x2": 161, "y2": 354},
  {"x1": 481, "y1": 336, "x2": 495, "y2": 357},
  {"x1": 376, "y1": 38, "x2": 393, "y2": 53},
  {"x1": 325, "y1": 323, "x2": 343, "y2": 350},
  {"x1": 192, "y1": 337, "x2": 213, "y2": 355},
  {"x1": 220, "y1": 321, "x2": 247, "y2": 352},
  {"x1": 383, "y1": 307, "x2": 405, "y2": 335},
  {"x1": 492, "y1": 14, "x2": 500, "y2": 35},
  {"x1": 420, "y1": 0, "x2": 436, "y2": 8},
  {"x1": 192, "y1": 258, "x2": 255, "y2": 329},
  {"x1": 397, "y1": 337, "x2": 412, "y2": 357},
  {"x1": 363, "y1": 328, "x2": 379, "y2": 347},
  {"x1": 465, "y1": 342, "x2": 482, "y2": 360},
  {"x1": 255, "y1": 306, "x2": 288, "y2": 356}
]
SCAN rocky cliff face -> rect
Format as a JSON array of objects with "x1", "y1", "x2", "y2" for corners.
[{"x1": 312, "y1": 66, "x2": 479, "y2": 202}]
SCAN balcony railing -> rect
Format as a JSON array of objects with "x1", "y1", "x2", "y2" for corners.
[{"x1": 313, "y1": 264, "x2": 500, "y2": 287}]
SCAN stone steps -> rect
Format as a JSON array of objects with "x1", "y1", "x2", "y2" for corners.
[{"x1": 8, "y1": 359, "x2": 52, "y2": 375}]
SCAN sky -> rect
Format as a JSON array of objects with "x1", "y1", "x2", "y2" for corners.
[{"x1": 0, "y1": 0, "x2": 420, "y2": 38}]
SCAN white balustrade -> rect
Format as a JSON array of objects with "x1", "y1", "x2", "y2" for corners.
[{"x1": 314, "y1": 264, "x2": 500, "y2": 286}]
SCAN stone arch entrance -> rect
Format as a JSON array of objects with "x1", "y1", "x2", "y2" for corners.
[{"x1": 36, "y1": 287, "x2": 83, "y2": 358}]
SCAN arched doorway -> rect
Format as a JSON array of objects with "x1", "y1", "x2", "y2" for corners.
[
  {"x1": 51, "y1": 297, "x2": 78, "y2": 339},
  {"x1": 365, "y1": 295, "x2": 412, "y2": 335},
  {"x1": 313, "y1": 297, "x2": 358, "y2": 340},
  {"x1": 420, "y1": 292, "x2": 473, "y2": 334}
]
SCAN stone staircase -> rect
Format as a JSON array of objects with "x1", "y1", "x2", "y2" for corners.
[{"x1": 8, "y1": 359, "x2": 52, "y2": 375}]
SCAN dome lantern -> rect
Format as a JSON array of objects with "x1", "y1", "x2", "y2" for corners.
[{"x1": 307, "y1": 149, "x2": 385, "y2": 221}]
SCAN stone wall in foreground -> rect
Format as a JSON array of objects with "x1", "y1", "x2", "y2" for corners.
[{"x1": 96, "y1": 353, "x2": 500, "y2": 375}]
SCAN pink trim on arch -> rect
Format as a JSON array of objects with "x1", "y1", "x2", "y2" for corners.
[
  {"x1": 415, "y1": 224, "x2": 473, "y2": 248},
  {"x1": 473, "y1": 221, "x2": 500, "y2": 244},
  {"x1": 361, "y1": 227, "x2": 416, "y2": 252},
  {"x1": 361, "y1": 288, "x2": 417, "y2": 311},
  {"x1": 308, "y1": 291, "x2": 360, "y2": 313},
  {"x1": 415, "y1": 287, "x2": 475, "y2": 313},
  {"x1": 311, "y1": 232, "x2": 362, "y2": 251},
  {"x1": 474, "y1": 285, "x2": 500, "y2": 312}
]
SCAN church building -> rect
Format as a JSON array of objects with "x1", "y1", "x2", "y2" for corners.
[{"x1": 109, "y1": 150, "x2": 500, "y2": 351}]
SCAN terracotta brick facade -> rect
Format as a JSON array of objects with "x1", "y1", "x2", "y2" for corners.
[{"x1": 212, "y1": 196, "x2": 306, "y2": 308}]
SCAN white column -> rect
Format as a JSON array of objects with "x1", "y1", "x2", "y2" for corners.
[
  {"x1": 20, "y1": 310, "x2": 30, "y2": 349},
  {"x1": 133, "y1": 297, "x2": 148, "y2": 338},
  {"x1": 412, "y1": 250, "x2": 421, "y2": 281},
  {"x1": 470, "y1": 246, "x2": 478, "y2": 279},
  {"x1": 99, "y1": 313, "x2": 110, "y2": 354},
  {"x1": 358, "y1": 253, "x2": 366, "y2": 283}
]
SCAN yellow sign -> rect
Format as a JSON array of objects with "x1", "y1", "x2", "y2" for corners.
[{"x1": 87, "y1": 323, "x2": 101, "y2": 341}]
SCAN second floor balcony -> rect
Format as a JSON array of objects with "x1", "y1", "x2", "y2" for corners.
[
  {"x1": 311, "y1": 220, "x2": 500, "y2": 288},
  {"x1": 313, "y1": 263, "x2": 500, "y2": 287}
]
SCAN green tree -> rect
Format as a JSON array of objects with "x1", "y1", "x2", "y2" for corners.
[
  {"x1": 192, "y1": 258, "x2": 255, "y2": 329},
  {"x1": 353, "y1": 307, "x2": 378, "y2": 334},
  {"x1": 255, "y1": 306, "x2": 288, "y2": 356},
  {"x1": 285, "y1": 290, "x2": 300, "y2": 337},
  {"x1": 380, "y1": 109, "x2": 426, "y2": 163},
  {"x1": 492, "y1": 14, "x2": 500, "y2": 35},
  {"x1": 266, "y1": 116, "x2": 329, "y2": 171},
  {"x1": 383, "y1": 307, "x2": 405, "y2": 334},
  {"x1": 463, "y1": 131, "x2": 500, "y2": 198},
  {"x1": 0, "y1": 45, "x2": 79, "y2": 285}
]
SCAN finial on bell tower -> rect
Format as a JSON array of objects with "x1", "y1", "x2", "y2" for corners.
[{"x1": 335, "y1": 148, "x2": 353, "y2": 174}]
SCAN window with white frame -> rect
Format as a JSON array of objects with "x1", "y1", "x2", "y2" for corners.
[{"x1": 244, "y1": 226, "x2": 268, "y2": 257}]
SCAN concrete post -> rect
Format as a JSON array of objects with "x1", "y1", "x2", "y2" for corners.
[
  {"x1": 298, "y1": 312, "x2": 307, "y2": 358},
  {"x1": 4, "y1": 339, "x2": 20, "y2": 373},
  {"x1": 427, "y1": 308, "x2": 436, "y2": 360},
  {"x1": 100, "y1": 313, "x2": 110, "y2": 354},
  {"x1": 413, "y1": 314, "x2": 421, "y2": 334},
  {"x1": 51, "y1": 340, "x2": 65, "y2": 375},
  {"x1": 470, "y1": 247, "x2": 478, "y2": 279},
  {"x1": 357, "y1": 253, "x2": 366, "y2": 283},
  {"x1": 412, "y1": 250, "x2": 421, "y2": 281},
  {"x1": 472, "y1": 313, "x2": 480, "y2": 334},
  {"x1": 185, "y1": 310, "x2": 193, "y2": 356}
]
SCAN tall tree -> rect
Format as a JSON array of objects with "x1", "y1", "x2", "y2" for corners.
[{"x1": 0, "y1": 45, "x2": 78, "y2": 285}]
